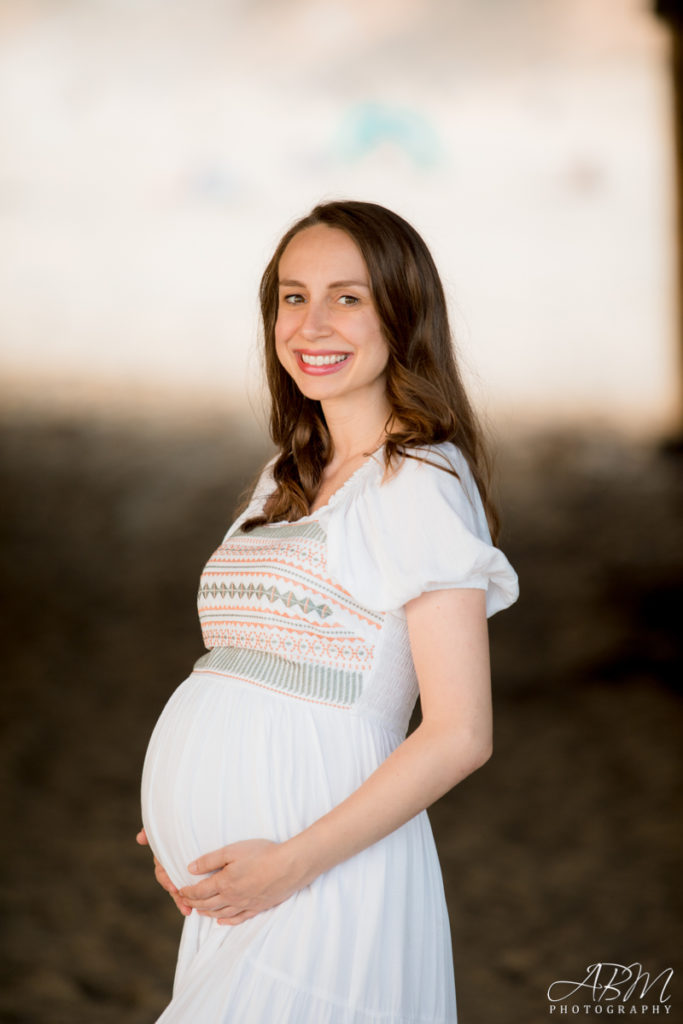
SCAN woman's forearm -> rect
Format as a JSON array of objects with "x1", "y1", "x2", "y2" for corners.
[{"x1": 281, "y1": 719, "x2": 491, "y2": 890}]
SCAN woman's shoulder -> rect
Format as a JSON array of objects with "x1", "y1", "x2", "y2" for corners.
[
  {"x1": 367, "y1": 440, "x2": 472, "y2": 481},
  {"x1": 359, "y1": 441, "x2": 483, "y2": 524},
  {"x1": 327, "y1": 440, "x2": 518, "y2": 616}
]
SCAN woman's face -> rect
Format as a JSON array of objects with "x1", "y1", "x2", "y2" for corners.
[{"x1": 274, "y1": 224, "x2": 390, "y2": 411}]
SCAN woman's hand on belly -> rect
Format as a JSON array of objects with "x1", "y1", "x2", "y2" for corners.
[
  {"x1": 136, "y1": 829, "x2": 192, "y2": 917},
  {"x1": 177, "y1": 839, "x2": 306, "y2": 926}
]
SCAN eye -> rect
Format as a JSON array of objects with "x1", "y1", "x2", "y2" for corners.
[
  {"x1": 338, "y1": 294, "x2": 360, "y2": 306},
  {"x1": 282, "y1": 293, "x2": 305, "y2": 305}
]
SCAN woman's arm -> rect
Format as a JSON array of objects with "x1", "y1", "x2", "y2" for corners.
[{"x1": 178, "y1": 587, "x2": 492, "y2": 925}]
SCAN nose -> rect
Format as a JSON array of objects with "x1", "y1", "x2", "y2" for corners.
[{"x1": 299, "y1": 299, "x2": 332, "y2": 341}]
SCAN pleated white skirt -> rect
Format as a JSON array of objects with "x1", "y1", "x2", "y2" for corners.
[{"x1": 141, "y1": 669, "x2": 458, "y2": 1023}]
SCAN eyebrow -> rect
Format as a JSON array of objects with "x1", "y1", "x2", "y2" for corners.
[{"x1": 278, "y1": 278, "x2": 370, "y2": 289}]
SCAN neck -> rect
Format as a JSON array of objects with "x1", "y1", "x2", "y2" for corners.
[{"x1": 321, "y1": 394, "x2": 392, "y2": 465}]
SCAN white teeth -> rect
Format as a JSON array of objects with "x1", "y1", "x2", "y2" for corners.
[{"x1": 300, "y1": 353, "x2": 349, "y2": 366}]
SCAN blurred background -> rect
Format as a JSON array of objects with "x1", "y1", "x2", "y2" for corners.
[{"x1": 0, "y1": 0, "x2": 681, "y2": 1021}]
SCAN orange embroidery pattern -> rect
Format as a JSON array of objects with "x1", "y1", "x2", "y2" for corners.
[{"x1": 196, "y1": 520, "x2": 383, "y2": 705}]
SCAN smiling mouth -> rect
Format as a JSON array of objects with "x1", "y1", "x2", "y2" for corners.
[{"x1": 299, "y1": 353, "x2": 350, "y2": 367}]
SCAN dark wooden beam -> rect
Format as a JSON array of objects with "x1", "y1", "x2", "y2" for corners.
[{"x1": 654, "y1": 1, "x2": 683, "y2": 441}]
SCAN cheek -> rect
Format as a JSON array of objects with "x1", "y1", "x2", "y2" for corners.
[
  {"x1": 274, "y1": 337, "x2": 287, "y2": 369},
  {"x1": 275, "y1": 307, "x2": 297, "y2": 347},
  {"x1": 274, "y1": 324, "x2": 296, "y2": 375},
  {"x1": 357, "y1": 314, "x2": 390, "y2": 367},
  {"x1": 274, "y1": 317, "x2": 288, "y2": 360},
  {"x1": 371, "y1": 333, "x2": 391, "y2": 372}
]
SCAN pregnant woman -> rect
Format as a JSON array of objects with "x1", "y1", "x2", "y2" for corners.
[{"x1": 137, "y1": 199, "x2": 518, "y2": 1022}]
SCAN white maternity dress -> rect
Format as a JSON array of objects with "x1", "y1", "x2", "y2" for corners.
[{"x1": 141, "y1": 442, "x2": 518, "y2": 1023}]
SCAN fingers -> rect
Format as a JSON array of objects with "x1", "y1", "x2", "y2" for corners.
[
  {"x1": 178, "y1": 877, "x2": 220, "y2": 902},
  {"x1": 188, "y1": 846, "x2": 230, "y2": 875},
  {"x1": 135, "y1": 829, "x2": 191, "y2": 918},
  {"x1": 171, "y1": 893, "x2": 193, "y2": 917},
  {"x1": 217, "y1": 908, "x2": 257, "y2": 926},
  {"x1": 153, "y1": 865, "x2": 224, "y2": 916},
  {"x1": 196, "y1": 902, "x2": 243, "y2": 919},
  {"x1": 153, "y1": 863, "x2": 192, "y2": 917},
  {"x1": 187, "y1": 892, "x2": 233, "y2": 912},
  {"x1": 149, "y1": 853, "x2": 182, "y2": 901},
  {"x1": 153, "y1": 861, "x2": 178, "y2": 895},
  {"x1": 178, "y1": 874, "x2": 242, "y2": 917},
  {"x1": 155, "y1": 868, "x2": 191, "y2": 917},
  {"x1": 178, "y1": 888, "x2": 219, "y2": 911}
]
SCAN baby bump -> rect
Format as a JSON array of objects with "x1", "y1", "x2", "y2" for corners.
[
  {"x1": 141, "y1": 667, "x2": 400, "y2": 889},
  {"x1": 141, "y1": 671, "x2": 283, "y2": 888}
]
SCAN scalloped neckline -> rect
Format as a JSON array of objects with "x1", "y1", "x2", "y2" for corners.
[{"x1": 302, "y1": 448, "x2": 383, "y2": 521}]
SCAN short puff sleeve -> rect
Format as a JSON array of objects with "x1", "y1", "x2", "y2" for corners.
[{"x1": 326, "y1": 446, "x2": 518, "y2": 618}]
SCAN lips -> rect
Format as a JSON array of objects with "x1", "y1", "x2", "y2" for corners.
[{"x1": 295, "y1": 351, "x2": 352, "y2": 375}]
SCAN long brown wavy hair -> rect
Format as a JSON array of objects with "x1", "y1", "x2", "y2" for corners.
[{"x1": 242, "y1": 200, "x2": 499, "y2": 541}]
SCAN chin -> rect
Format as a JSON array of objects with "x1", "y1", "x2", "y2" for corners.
[
  {"x1": 287, "y1": 369, "x2": 346, "y2": 400},
  {"x1": 296, "y1": 381, "x2": 345, "y2": 403}
]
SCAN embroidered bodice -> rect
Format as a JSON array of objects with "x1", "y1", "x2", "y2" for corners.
[{"x1": 193, "y1": 444, "x2": 518, "y2": 737}]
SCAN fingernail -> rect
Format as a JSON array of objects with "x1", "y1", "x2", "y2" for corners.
[{"x1": 188, "y1": 861, "x2": 197, "y2": 872}]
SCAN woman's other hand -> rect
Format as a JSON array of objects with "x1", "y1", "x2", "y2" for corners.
[
  {"x1": 179, "y1": 839, "x2": 302, "y2": 926},
  {"x1": 136, "y1": 828, "x2": 192, "y2": 917}
]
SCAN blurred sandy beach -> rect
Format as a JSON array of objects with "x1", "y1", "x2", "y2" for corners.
[{"x1": 0, "y1": 410, "x2": 680, "y2": 1023}]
